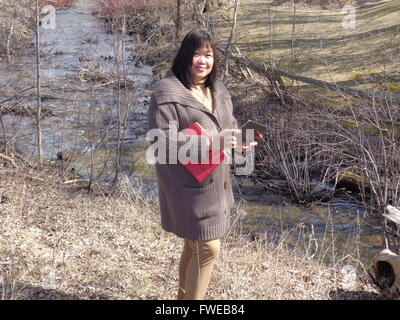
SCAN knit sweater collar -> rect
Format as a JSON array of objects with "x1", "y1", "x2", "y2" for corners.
[{"x1": 152, "y1": 70, "x2": 228, "y2": 111}]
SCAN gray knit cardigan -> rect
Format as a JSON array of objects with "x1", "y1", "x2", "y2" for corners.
[{"x1": 147, "y1": 70, "x2": 238, "y2": 241}]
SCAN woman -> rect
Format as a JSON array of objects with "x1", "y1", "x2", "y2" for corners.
[{"x1": 147, "y1": 29, "x2": 258, "y2": 300}]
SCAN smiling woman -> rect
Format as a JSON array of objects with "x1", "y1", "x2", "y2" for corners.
[
  {"x1": 190, "y1": 46, "x2": 215, "y2": 112},
  {"x1": 147, "y1": 28, "x2": 259, "y2": 300},
  {"x1": 191, "y1": 46, "x2": 214, "y2": 82}
]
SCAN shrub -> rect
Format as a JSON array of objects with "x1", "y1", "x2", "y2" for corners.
[
  {"x1": 92, "y1": 0, "x2": 172, "y2": 18},
  {"x1": 39, "y1": 0, "x2": 74, "y2": 10},
  {"x1": 91, "y1": 0, "x2": 175, "y2": 46}
]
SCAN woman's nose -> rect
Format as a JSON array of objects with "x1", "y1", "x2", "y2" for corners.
[{"x1": 197, "y1": 55, "x2": 206, "y2": 64}]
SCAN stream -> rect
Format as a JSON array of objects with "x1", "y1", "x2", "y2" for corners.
[
  {"x1": 1, "y1": 0, "x2": 153, "y2": 184},
  {"x1": 0, "y1": 0, "x2": 384, "y2": 270}
]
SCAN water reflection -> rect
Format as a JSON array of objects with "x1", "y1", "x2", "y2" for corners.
[
  {"x1": 0, "y1": 0, "x2": 153, "y2": 185},
  {"x1": 232, "y1": 194, "x2": 383, "y2": 266}
]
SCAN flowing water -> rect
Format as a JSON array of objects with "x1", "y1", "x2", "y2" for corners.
[
  {"x1": 1, "y1": 0, "x2": 153, "y2": 187},
  {"x1": 0, "y1": 0, "x2": 384, "y2": 270},
  {"x1": 230, "y1": 180, "x2": 383, "y2": 267}
]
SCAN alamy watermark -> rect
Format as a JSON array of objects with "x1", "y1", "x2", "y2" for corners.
[
  {"x1": 146, "y1": 122, "x2": 256, "y2": 175},
  {"x1": 341, "y1": 4, "x2": 356, "y2": 30},
  {"x1": 41, "y1": 5, "x2": 56, "y2": 30}
]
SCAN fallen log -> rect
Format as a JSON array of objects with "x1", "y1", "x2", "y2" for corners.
[
  {"x1": 385, "y1": 206, "x2": 400, "y2": 225},
  {"x1": 218, "y1": 46, "x2": 400, "y2": 105},
  {"x1": 0, "y1": 152, "x2": 17, "y2": 168}
]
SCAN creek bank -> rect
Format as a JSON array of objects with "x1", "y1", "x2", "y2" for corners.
[
  {"x1": 0, "y1": 0, "x2": 153, "y2": 186},
  {"x1": 0, "y1": 0, "x2": 386, "y2": 271}
]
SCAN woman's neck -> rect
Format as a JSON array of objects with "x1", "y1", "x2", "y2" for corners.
[
  {"x1": 192, "y1": 78, "x2": 206, "y2": 88},
  {"x1": 188, "y1": 79, "x2": 213, "y2": 112}
]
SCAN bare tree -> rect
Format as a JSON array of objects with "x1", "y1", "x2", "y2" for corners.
[
  {"x1": 6, "y1": 13, "x2": 15, "y2": 70},
  {"x1": 290, "y1": 0, "x2": 296, "y2": 87},
  {"x1": 109, "y1": 1, "x2": 156, "y2": 191},
  {"x1": 223, "y1": 0, "x2": 239, "y2": 85},
  {"x1": 35, "y1": 0, "x2": 43, "y2": 167},
  {"x1": 0, "y1": 109, "x2": 7, "y2": 155},
  {"x1": 193, "y1": 0, "x2": 207, "y2": 29},
  {"x1": 176, "y1": 0, "x2": 183, "y2": 44},
  {"x1": 205, "y1": 0, "x2": 227, "y2": 10}
]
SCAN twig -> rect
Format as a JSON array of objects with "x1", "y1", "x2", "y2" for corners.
[
  {"x1": 0, "y1": 87, "x2": 35, "y2": 105},
  {"x1": 6, "y1": 14, "x2": 15, "y2": 70},
  {"x1": 63, "y1": 179, "x2": 91, "y2": 185},
  {"x1": 221, "y1": 47, "x2": 400, "y2": 104},
  {"x1": 0, "y1": 153, "x2": 17, "y2": 168},
  {"x1": 223, "y1": 0, "x2": 240, "y2": 85}
]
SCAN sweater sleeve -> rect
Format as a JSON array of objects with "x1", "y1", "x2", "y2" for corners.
[
  {"x1": 222, "y1": 86, "x2": 238, "y2": 130},
  {"x1": 147, "y1": 96, "x2": 209, "y2": 164},
  {"x1": 231, "y1": 110, "x2": 238, "y2": 130}
]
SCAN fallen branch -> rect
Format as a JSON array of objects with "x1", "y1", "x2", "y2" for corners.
[
  {"x1": 63, "y1": 179, "x2": 91, "y2": 185},
  {"x1": 0, "y1": 86, "x2": 35, "y2": 105},
  {"x1": 385, "y1": 205, "x2": 400, "y2": 225},
  {"x1": 219, "y1": 47, "x2": 400, "y2": 105},
  {"x1": 0, "y1": 153, "x2": 17, "y2": 167}
]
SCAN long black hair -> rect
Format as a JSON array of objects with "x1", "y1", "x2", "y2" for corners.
[{"x1": 172, "y1": 29, "x2": 217, "y2": 91}]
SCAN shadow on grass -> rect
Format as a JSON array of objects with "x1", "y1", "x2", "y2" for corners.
[
  {"x1": 238, "y1": 0, "x2": 400, "y2": 26},
  {"x1": 329, "y1": 288, "x2": 384, "y2": 300},
  {"x1": 236, "y1": 23, "x2": 400, "y2": 52},
  {"x1": 267, "y1": 0, "x2": 385, "y2": 8},
  {"x1": 0, "y1": 282, "x2": 112, "y2": 300}
]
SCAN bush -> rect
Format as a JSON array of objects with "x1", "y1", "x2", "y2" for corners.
[
  {"x1": 92, "y1": 0, "x2": 172, "y2": 17},
  {"x1": 39, "y1": 0, "x2": 74, "y2": 10},
  {"x1": 91, "y1": 0, "x2": 175, "y2": 46}
]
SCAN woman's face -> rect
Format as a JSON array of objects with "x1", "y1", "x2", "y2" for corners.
[{"x1": 191, "y1": 44, "x2": 214, "y2": 83}]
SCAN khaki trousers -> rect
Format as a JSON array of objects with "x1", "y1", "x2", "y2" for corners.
[{"x1": 177, "y1": 238, "x2": 220, "y2": 300}]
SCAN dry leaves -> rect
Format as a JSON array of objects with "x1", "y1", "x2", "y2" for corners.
[{"x1": 0, "y1": 160, "x2": 382, "y2": 300}]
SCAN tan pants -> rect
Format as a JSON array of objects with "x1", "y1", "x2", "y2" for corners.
[{"x1": 177, "y1": 238, "x2": 220, "y2": 300}]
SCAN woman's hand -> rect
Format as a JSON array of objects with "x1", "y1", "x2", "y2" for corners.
[
  {"x1": 234, "y1": 141, "x2": 258, "y2": 152},
  {"x1": 208, "y1": 129, "x2": 241, "y2": 150},
  {"x1": 234, "y1": 133, "x2": 262, "y2": 152},
  {"x1": 207, "y1": 130, "x2": 262, "y2": 152}
]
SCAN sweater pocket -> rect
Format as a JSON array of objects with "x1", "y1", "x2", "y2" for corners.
[{"x1": 182, "y1": 180, "x2": 219, "y2": 220}]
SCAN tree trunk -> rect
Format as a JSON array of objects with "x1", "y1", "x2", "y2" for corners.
[
  {"x1": 176, "y1": 0, "x2": 182, "y2": 44},
  {"x1": 223, "y1": 0, "x2": 239, "y2": 85},
  {"x1": 35, "y1": 0, "x2": 43, "y2": 167},
  {"x1": 0, "y1": 111, "x2": 7, "y2": 155},
  {"x1": 193, "y1": 0, "x2": 207, "y2": 29},
  {"x1": 205, "y1": 0, "x2": 227, "y2": 11},
  {"x1": 6, "y1": 15, "x2": 14, "y2": 70}
]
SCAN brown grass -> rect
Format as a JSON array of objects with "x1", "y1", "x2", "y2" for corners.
[
  {"x1": 0, "y1": 0, "x2": 389, "y2": 300},
  {"x1": 0, "y1": 0, "x2": 75, "y2": 61},
  {"x1": 217, "y1": 0, "x2": 400, "y2": 101},
  {"x1": 39, "y1": 0, "x2": 75, "y2": 9},
  {"x1": 0, "y1": 1, "x2": 32, "y2": 59},
  {"x1": 0, "y1": 155, "x2": 383, "y2": 300}
]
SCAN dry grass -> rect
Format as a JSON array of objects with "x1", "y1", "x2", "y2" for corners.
[
  {"x1": 92, "y1": 0, "x2": 172, "y2": 16},
  {"x1": 0, "y1": 0, "x2": 75, "y2": 62},
  {"x1": 0, "y1": 156, "x2": 383, "y2": 300},
  {"x1": 217, "y1": 0, "x2": 400, "y2": 102},
  {"x1": 39, "y1": 0, "x2": 75, "y2": 9},
  {"x1": 0, "y1": 1, "x2": 31, "y2": 59},
  {"x1": 0, "y1": 0, "x2": 389, "y2": 300}
]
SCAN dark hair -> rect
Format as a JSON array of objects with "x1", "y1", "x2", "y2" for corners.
[{"x1": 172, "y1": 29, "x2": 217, "y2": 91}]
